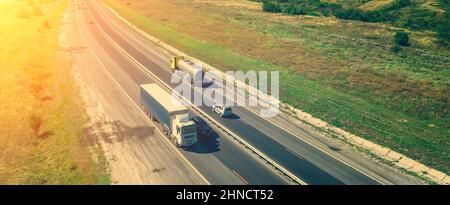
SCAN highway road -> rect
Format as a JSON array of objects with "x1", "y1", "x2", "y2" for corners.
[
  {"x1": 72, "y1": 0, "x2": 422, "y2": 184},
  {"x1": 70, "y1": 0, "x2": 290, "y2": 185}
]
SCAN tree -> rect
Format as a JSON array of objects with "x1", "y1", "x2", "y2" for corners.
[
  {"x1": 394, "y1": 31, "x2": 410, "y2": 46},
  {"x1": 262, "y1": 0, "x2": 281, "y2": 13},
  {"x1": 436, "y1": 12, "x2": 450, "y2": 43}
]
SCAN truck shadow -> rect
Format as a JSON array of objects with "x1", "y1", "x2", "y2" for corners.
[{"x1": 184, "y1": 130, "x2": 220, "y2": 154}]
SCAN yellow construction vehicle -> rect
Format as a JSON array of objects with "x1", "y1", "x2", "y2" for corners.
[
  {"x1": 170, "y1": 55, "x2": 206, "y2": 85},
  {"x1": 170, "y1": 56, "x2": 185, "y2": 72}
]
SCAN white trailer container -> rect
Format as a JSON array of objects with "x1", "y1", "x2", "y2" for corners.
[{"x1": 140, "y1": 83, "x2": 198, "y2": 147}]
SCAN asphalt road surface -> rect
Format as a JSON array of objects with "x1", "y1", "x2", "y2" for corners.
[{"x1": 70, "y1": 0, "x2": 422, "y2": 185}]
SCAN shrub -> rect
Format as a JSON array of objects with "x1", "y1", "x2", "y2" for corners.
[
  {"x1": 257, "y1": 0, "x2": 445, "y2": 38},
  {"x1": 436, "y1": 20, "x2": 450, "y2": 43},
  {"x1": 391, "y1": 44, "x2": 401, "y2": 53},
  {"x1": 394, "y1": 31, "x2": 410, "y2": 46},
  {"x1": 262, "y1": 0, "x2": 281, "y2": 13},
  {"x1": 435, "y1": 5, "x2": 449, "y2": 43},
  {"x1": 390, "y1": 0, "x2": 411, "y2": 9}
]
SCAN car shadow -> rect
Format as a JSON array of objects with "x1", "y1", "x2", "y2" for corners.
[
  {"x1": 222, "y1": 113, "x2": 240, "y2": 120},
  {"x1": 200, "y1": 81, "x2": 213, "y2": 88}
]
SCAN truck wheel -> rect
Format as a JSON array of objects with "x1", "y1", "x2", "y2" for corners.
[{"x1": 172, "y1": 138, "x2": 179, "y2": 147}]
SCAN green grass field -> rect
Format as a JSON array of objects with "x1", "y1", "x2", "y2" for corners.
[
  {"x1": 103, "y1": 0, "x2": 449, "y2": 174},
  {"x1": 0, "y1": 0, "x2": 109, "y2": 184}
]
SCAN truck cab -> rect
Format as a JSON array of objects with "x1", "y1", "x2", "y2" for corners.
[{"x1": 172, "y1": 114, "x2": 198, "y2": 147}]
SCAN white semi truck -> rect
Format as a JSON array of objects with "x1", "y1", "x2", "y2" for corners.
[{"x1": 140, "y1": 83, "x2": 198, "y2": 147}]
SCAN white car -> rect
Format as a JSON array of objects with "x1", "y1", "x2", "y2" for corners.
[{"x1": 212, "y1": 104, "x2": 233, "y2": 117}]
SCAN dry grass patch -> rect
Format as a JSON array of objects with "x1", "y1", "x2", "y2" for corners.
[
  {"x1": 0, "y1": 0, "x2": 109, "y2": 184},
  {"x1": 359, "y1": 0, "x2": 394, "y2": 11}
]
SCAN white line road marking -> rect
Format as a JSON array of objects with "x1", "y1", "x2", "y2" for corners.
[{"x1": 232, "y1": 170, "x2": 250, "y2": 185}]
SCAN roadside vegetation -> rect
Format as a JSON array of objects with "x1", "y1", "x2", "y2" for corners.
[
  {"x1": 103, "y1": 0, "x2": 449, "y2": 175},
  {"x1": 257, "y1": 0, "x2": 450, "y2": 45},
  {"x1": 0, "y1": 0, "x2": 109, "y2": 184}
]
